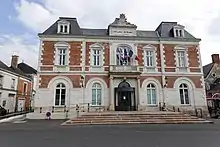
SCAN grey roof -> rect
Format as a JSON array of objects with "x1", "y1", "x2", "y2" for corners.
[
  {"x1": 0, "y1": 61, "x2": 11, "y2": 71},
  {"x1": 0, "y1": 60, "x2": 32, "y2": 80},
  {"x1": 41, "y1": 17, "x2": 82, "y2": 36},
  {"x1": 203, "y1": 63, "x2": 214, "y2": 78},
  {"x1": 38, "y1": 17, "x2": 200, "y2": 41},
  {"x1": 18, "y1": 63, "x2": 37, "y2": 75},
  {"x1": 155, "y1": 22, "x2": 197, "y2": 39}
]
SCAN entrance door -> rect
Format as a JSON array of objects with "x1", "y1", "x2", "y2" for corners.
[
  {"x1": 115, "y1": 81, "x2": 136, "y2": 111},
  {"x1": 118, "y1": 91, "x2": 131, "y2": 111}
]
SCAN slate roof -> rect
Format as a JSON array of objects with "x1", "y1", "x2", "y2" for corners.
[
  {"x1": 0, "y1": 60, "x2": 32, "y2": 80},
  {"x1": 38, "y1": 17, "x2": 200, "y2": 41},
  {"x1": 203, "y1": 63, "x2": 214, "y2": 78},
  {"x1": 18, "y1": 63, "x2": 37, "y2": 75}
]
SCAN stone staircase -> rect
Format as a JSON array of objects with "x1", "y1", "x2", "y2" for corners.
[{"x1": 63, "y1": 111, "x2": 213, "y2": 125}]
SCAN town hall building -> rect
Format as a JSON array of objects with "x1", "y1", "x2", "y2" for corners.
[{"x1": 35, "y1": 14, "x2": 207, "y2": 113}]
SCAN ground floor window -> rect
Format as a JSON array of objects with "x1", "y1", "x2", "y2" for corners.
[
  {"x1": 179, "y1": 83, "x2": 190, "y2": 104},
  {"x1": 147, "y1": 83, "x2": 157, "y2": 105},
  {"x1": 92, "y1": 83, "x2": 102, "y2": 106},
  {"x1": 55, "y1": 83, "x2": 66, "y2": 106}
]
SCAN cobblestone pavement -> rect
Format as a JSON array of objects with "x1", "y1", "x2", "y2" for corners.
[{"x1": 0, "y1": 119, "x2": 220, "y2": 147}]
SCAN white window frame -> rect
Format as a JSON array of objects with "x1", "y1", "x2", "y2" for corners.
[
  {"x1": 174, "y1": 46, "x2": 189, "y2": 72},
  {"x1": 90, "y1": 44, "x2": 103, "y2": 67},
  {"x1": 143, "y1": 45, "x2": 157, "y2": 72},
  {"x1": 173, "y1": 25, "x2": 185, "y2": 37},
  {"x1": 57, "y1": 20, "x2": 70, "y2": 34},
  {"x1": 91, "y1": 83, "x2": 102, "y2": 106},
  {"x1": 179, "y1": 83, "x2": 190, "y2": 105},
  {"x1": 146, "y1": 83, "x2": 157, "y2": 105},
  {"x1": 0, "y1": 76, "x2": 3, "y2": 87},
  {"x1": 54, "y1": 42, "x2": 70, "y2": 66},
  {"x1": 55, "y1": 83, "x2": 66, "y2": 106},
  {"x1": 23, "y1": 82, "x2": 28, "y2": 95},
  {"x1": 11, "y1": 78, "x2": 15, "y2": 89}
]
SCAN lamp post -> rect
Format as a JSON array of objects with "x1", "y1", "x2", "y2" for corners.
[{"x1": 80, "y1": 75, "x2": 85, "y2": 112}]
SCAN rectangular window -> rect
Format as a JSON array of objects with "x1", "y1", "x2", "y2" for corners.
[
  {"x1": 177, "y1": 51, "x2": 186, "y2": 67},
  {"x1": 58, "y1": 48, "x2": 67, "y2": 65},
  {"x1": 61, "y1": 89, "x2": 66, "y2": 105},
  {"x1": 64, "y1": 25, "x2": 68, "y2": 33},
  {"x1": 93, "y1": 49, "x2": 101, "y2": 66},
  {"x1": 179, "y1": 89, "x2": 184, "y2": 104},
  {"x1": 92, "y1": 89, "x2": 96, "y2": 105},
  {"x1": 0, "y1": 76, "x2": 3, "y2": 87},
  {"x1": 11, "y1": 79, "x2": 15, "y2": 89},
  {"x1": 55, "y1": 89, "x2": 60, "y2": 105},
  {"x1": 23, "y1": 83, "x2": 27, "y2": 95},
  {"x1": 145, "y1": 51, "x2": 154, "y2": 67},
  {"x1": 2, "y1": 100, "x2": 6, "y2": 107}
]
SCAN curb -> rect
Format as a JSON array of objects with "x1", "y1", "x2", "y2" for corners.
[{"x1": 0, "y1": 114, "x2": 26, "y2": 123}]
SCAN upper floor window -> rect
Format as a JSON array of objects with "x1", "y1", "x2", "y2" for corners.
[
  {"x1": 173, "y1": 24, "x2": 185, "y2": 37},
  {"x1": 116, "y1": 45, "x2": 133, "y2": 65},
  {"x1": 145, "y1": 50, "x2": 154, "y2": 67},
  {"x1": 93, "y1": 48, "x2": 101, "y2": 66},
  {"x1": 0, "y1": 75, "x2": 3, "y2": 87},
  {"x1": 58, "y1": 48, "x2": 67, "y2": 65},
  {"x1": 23, "y1": 83, "x2": 27, "y2": 95},
  {"x1": 54, "y1": 42, "x2": 70, "y2": 66},
  {"x1": 11, "y1": 78, "x2": 15, "y2": 89},
  {"x1": 57, "y1": 20, "x2": 70, "y2": 34},
  {"x1": 90, "y1": 44, "x2": 103, "y2": 66},
  {"x1": 177, "y1": 50, "x2": 186, "y2": 67}
]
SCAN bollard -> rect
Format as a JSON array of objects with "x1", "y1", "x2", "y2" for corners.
[
  {"x1": 52, "y1": 106, "x2": 54, "y2": 113},
  {"x1": 64, "y1": 105, "x2": 66, "y2": 112},
  {"x1": 40, "y1": 107, "x2": 42, "y2": 113},
  {"x1": 88, "y1": 103, "x2": 90, "y2": 112}
]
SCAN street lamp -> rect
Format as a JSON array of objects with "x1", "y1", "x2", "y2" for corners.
[{"x1": 80, "y1": 75, "x2": 85, "y2": 112}]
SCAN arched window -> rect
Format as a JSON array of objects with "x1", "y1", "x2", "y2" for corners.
[
  {"x1": 55, "y1": 83, "x2": 66, "y2": 106},
  {"x1": 116, "y1": 45, "x2": 133, "y2": 65},
  {"x1": 92, "y1": 83, "x2": 102, "y2": 105},
  {"x1": 147, "y1": 83, "x2": 157, "y2": 105},
  {"x1": 179, "y1": 83, "x2": 189, "y2": 104}
]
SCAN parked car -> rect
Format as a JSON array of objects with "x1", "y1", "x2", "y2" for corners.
[{"x1": 0, "y1": 106, "x2": 7, "y2": 116}]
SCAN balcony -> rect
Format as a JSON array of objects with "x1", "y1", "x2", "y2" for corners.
[{"x1": 109, "y1": 65, "x2": 141, "y2": 75}]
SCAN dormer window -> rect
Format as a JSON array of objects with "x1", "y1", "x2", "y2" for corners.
[
  {"x1": 173, "y1": 24, "x2": 185, "y2": 37},
  {"x1": 57, "y1": 20, "x2": 70, "y2": 34}
]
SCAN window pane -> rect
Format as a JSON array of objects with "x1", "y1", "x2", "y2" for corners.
[
  {"x1": 61, "y1": 94, "x2": 65, "y2": 105},
  {"x1": 64, "y1": 25, "x2": 68, "y2": 33},
  {"x1": 97, "y1": 89, "x2": 101, "y2": 105},
  {"x1": 152, "y1": 89, "x2": 156, "y2": 104},
  {"x1": 62, "y1": 55, "x2": 66, "y2": 65},
  {"x1": 184, "y1": 89, "x2": 189, "y2": 104},
  {"x1": 147, "y1": 89, "x2": 152, "y2": 104},
  {"x1": 179, "y1": 89, "x2": 184, "y2": 104},
  {"x1": 55, "y1": 94, "x2": 60, "y2": 105},
  {"x1": 97, "y1": 56, "x2": 100, "y2": 66},
  {"x1": 93, "y1": 55, "x2": 96, "y2": 65},
  {"x1": 92, "y1": 89, "x2": 96, "y2": 105},
  {"x1": 60, "y1": 25, "x2": 63, "y2": 32}
]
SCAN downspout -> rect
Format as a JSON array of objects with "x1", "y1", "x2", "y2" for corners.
[{"x1": 157, "y1": 33, "x2": 166, "y2": 109}]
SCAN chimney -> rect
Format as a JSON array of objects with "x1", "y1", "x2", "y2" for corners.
[
  {"x1": 212, "y1": 54, "x2": 220, "y2": 63},
  {"x1": 11, "y1": 52, "x2": 19, "y2": 68}
]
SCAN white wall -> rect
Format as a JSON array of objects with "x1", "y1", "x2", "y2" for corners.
[{"x1": 0, "y1": 70, "x2": 18, "y2": 112}]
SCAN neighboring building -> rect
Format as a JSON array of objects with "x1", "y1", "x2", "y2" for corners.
[
  {"x1": 203, "y1": 54, "x2": 220, "y2": 98},
  {"x1": 0, "y1": 61, "x2": 18, "y2": 113},
  {"x1": 36, "y1": 14, "x2": 207, "y2": 114},
  {"x1": 18, "y1": 62, "x2": 37, "y2": 109},
  {"x1": 0, "y1": 54, "x2": 36, "y2": 112}
]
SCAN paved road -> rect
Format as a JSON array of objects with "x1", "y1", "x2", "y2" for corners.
[{"x1": 0, "y1": 119, "x2": 220, "y2": 147}]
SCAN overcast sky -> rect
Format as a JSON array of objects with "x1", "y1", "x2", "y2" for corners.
[{"x1": 0, "y1": 0, "x2": 220, "y2": 69}]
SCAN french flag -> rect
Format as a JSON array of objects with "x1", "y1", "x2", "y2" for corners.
[{"x1": 128, "y1": 49, "x2": 139, "y2": 61}]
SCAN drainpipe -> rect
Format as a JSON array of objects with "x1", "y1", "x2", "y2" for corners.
[{"x1": 159, "y1": 41, "x2": 166, "y2": 107}]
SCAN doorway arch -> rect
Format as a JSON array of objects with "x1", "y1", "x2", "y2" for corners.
[{"x1": 115, "y1": 80, "x2": 136, "y2": 111}]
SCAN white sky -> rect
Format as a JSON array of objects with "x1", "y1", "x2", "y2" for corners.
[{"x1": 1, "y1": 0, "x2": 220, "y2": 68}]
